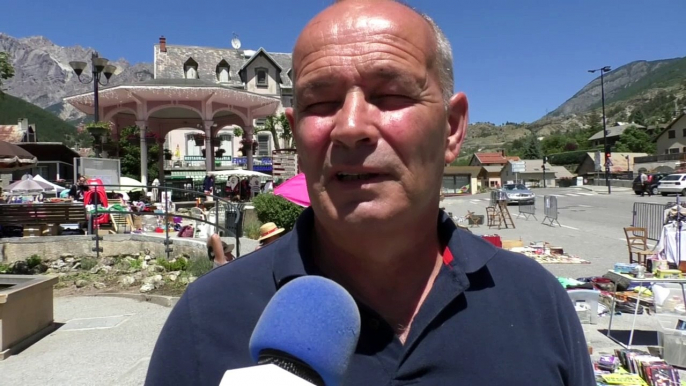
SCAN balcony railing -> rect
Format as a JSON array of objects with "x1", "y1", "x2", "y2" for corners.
[
  {"x1": 635, "y1": 153, "x2": 686, "y2": 164},
  {"x1": 177, "y1": 156, "x2": 273, "y2": 172}
]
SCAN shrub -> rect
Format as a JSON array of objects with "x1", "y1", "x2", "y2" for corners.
[
  {"x1": 243, "y1": 221, "x2": 262, "y2": 240},
  {"x1": 186, "y1": 257, "x2": 213, "y2": 277},
  {"x1": 252, "y1": 193, "x2": 304, "y2": 232},
  {"x1": 26, "y1": 255, "x2": 42, "y2": 268},
  {"x1": 80, "y1": 257, "x2": 98, "y2": 271},
  {"x1": 156, "y1": 256, "x2": 189, "y2": 271}
]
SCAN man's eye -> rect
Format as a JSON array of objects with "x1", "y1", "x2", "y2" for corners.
[{"x1": 302, "y1": 101, "x2": 339, "y2": 115}]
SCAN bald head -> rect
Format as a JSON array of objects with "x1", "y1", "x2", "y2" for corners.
[{"x1": 291, "y1": 0, "x2": 454, "y2": 105}]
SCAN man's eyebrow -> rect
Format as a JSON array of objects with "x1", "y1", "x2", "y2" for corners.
[{"x1": 296, "y1": 79, "x2": 337, "y2": 96}]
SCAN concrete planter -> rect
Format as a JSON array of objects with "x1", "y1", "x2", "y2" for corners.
[{"x1": 0, "y1": 274, "x2": 59, "y2": 360}]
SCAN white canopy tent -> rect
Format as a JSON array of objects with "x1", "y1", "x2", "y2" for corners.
[
  {"x1": 33, "y1": 175, "x2": 67, "y2": 192},
  {"x1": 208, "y1": 170, "x2": 272, "y2": 178}
]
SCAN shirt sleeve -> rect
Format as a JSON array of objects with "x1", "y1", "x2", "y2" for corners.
[
  {"x1": 145, "y1": 291, "x2": 199, "y2": 385},
  {"x1": 555, "y1": 285, "x2": 596, "y2": 386}
]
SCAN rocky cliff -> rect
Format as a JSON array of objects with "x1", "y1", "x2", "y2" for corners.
[{"x1": 0, "y1": 33, "x2": 153, "y2": 123}]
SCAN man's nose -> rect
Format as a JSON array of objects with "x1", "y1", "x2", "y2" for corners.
[{"x1": 330, "y1": 91, "x2": 378, "y2": 148}]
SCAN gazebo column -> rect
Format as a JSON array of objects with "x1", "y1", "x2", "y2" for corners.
[
  {"x1": 136, "y1": 120, "x2": 148, "y2": 186},
  {"x1": 245, "y1": 125, "x2": 254, "y2": 171},
  {"x1": 203, "y1": 120, "x2": 215, "y2": 171},
  {"x1": 157, "y1": 137, "x2": 166, "y2": 188}
]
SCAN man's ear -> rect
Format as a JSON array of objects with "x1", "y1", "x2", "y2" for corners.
[{"x1": 445, "y1": 92, "x2": 468, "y2": 164}]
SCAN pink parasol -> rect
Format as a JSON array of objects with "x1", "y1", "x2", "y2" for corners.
[{"x1": 274, "y1": 173, "x2": 310, "y2": 207}]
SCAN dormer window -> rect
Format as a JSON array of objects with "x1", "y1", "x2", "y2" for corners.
[
  {"x1": 256, "y1": 68, "x2": 268, "y2": 88},
  {"x1": 216, "y1": 60, "x2": 230, "y2": 82},
  {"x1": 184, "y1": 58, "x2": 199, "y2": 79}
]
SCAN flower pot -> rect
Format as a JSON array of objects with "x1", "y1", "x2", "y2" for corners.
[{"x1": 193, "y1": 135, "x2": 205, "y2": 146}]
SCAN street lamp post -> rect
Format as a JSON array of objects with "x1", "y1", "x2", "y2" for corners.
[
  {"x1": 69, "y1": 52, "x2": 117, "y2": 157},
  {"x1": 588, "y1": 66, "x2": 612, "y2": 194}
]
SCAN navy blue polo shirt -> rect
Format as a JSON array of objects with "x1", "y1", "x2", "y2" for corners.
[{"x1": 146, "y1": 208, "x2": 594, "y2": 385}]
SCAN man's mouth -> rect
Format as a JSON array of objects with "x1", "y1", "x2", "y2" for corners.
[{"x1": 336, "y1": 173, "x2": 380, "y2": 182}]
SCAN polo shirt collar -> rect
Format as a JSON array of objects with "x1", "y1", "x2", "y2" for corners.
[{"x1": 272, "y1": 208, "x2": 498, "y2": 288}]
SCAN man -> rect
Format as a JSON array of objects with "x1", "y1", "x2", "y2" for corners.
[
  {"x1": 146, "y1": 1, "x2": 594, "y2": 385},
  {"x1": 68, "y1": 176, "x2": 88, "y2": 202},
  {"x1": 640, "y1": 171, "x2": 651, "y2": 197},
  {"x1": 207, "y1": 233, "x2": 235, "y2": 269},
  {"x1": 255, "y1": 222, "x2": 285, "y2": 251}
]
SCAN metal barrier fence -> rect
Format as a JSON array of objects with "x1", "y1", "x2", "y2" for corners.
[
  {"x1": 86, "y1": 184, "x2": 245, "y2": 261},
  {"x1": 632, "y1": 202, "x2": 673, "y2": 241},
  {"x1": 490, "y1": 190, "x2": 507, "y2": 206},
  {"x1": 542, "y1": 195, "x2": 560, "y2": 227},
  {"x1": 517, "y1": 200, "x2": 537, "y2": 220}
]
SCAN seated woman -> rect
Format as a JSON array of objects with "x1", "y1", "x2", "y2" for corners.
[
  {"x1": 255, "y1": 222, "x2": 286, "y2": 251},
  {"x1": 207, "y1": 234, "x2": 235, "y2": 269}
]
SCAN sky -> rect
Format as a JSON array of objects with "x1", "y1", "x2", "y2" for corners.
[{"x1": 2, "y1": 0, "x2": 685, "y2": 125}]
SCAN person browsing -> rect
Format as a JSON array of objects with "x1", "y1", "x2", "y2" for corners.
[{"x1": 146, "y1": 1, "x2": 594, "y2": 385}]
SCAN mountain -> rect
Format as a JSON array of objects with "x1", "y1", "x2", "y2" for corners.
[
  {"x1": 0, "y1": 33, "x2": 153, "y2": 123},
  {"x1": 547, "y1": 57, "x2": 686, "y2": 119},
  {"x1": 0, "y1": 93, "x2": 81, "y2": 145}
]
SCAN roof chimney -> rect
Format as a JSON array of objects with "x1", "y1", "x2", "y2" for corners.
[
  {"x1": 159, "y1": 36, "x2": 167, "y2": 53},
  {"x1": 500, "y1": 149, "x2": 505, "y2": 157}
]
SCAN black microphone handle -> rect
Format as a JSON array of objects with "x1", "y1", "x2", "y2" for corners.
[{"x1": 257, "y1": 349, "x2": 325, "y2": 386}]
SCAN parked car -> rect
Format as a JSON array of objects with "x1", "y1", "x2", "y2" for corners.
[
  {"x1": 632, "y1": 173, "x2": 669, "y2": 196},
  {"x1": 657, "y1": 173, "x2": 686, "y2": 196},
  {"x1": 500, "y1": 183, "x2": 535, "y2": 205}
]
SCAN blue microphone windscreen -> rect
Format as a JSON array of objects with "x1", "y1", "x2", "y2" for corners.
[{"x1": 249, "y1": 276, "x2": 361, "y2": 386}]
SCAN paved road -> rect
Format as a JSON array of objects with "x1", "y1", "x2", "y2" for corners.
[{"x1": 442, "y1": 186, "x2": 680, "y2": 279}]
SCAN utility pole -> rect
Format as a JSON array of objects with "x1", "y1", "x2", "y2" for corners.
[{"x1": 588, "y1": 66, "x2": 612, "y2": 194}]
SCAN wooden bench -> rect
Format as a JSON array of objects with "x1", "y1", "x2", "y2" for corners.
[{"x1": 0, "y1": 204, "x2": 88, "y2": 235}]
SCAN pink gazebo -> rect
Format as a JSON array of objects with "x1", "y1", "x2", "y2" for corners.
[{"x1": 64, "y1": 79, "x2": 281, "y2": 186}]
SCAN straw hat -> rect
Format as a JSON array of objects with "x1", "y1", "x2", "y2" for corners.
[{"x1": 258, "y1": 222, "x2": 285, "y2": 242}]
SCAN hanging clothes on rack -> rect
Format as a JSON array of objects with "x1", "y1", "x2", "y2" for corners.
[{"x1": 655, "y1": 222, "x2": 686, "y2": 264}]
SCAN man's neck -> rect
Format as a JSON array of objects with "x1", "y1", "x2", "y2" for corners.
[{"x1": 312, "y1": 211, "x2": 444, "y2": 342}]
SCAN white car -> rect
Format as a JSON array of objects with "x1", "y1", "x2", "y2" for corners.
[{"x1": 657, "y1": 173, "x2": 686, "y2": 196}]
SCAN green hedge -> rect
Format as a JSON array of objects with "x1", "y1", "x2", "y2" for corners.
[
  {"x1": 252, "y1": 193, "x2": 304, "y2": 232},
  {"x1": 547, "y1": 150, "x2": 591, "y2": 166}
]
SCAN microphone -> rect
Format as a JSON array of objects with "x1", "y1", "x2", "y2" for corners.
[{"x1": 219, "y1": 276, "x2": 361, "y2": 386}]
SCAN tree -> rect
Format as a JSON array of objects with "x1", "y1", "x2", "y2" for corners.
[
  {"x1": 522, "y1": 134, "x2": 542, "y2": 159},
  {"x1": 0, "y1": 52, "x2": 15, "y2": 93},
  {"x1": 115, "y1": 125, "x2": 160, "y2": 180},
  {"x1": 260, "y1": 112, "x2": 293, "y2": 150},
  {"x1": 629, "y1": 109, "x2": 645, "y2": 126},
  {"x1": 612, "y1": 126, "x2": 656, "y2": 154},
  {"x1": 262, "y1": 115, "x2": 282, "y2": 151}
]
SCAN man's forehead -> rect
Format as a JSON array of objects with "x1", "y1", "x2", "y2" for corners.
[{"x1": 293, "y1": 0, "x2": 432, "y2": 61}]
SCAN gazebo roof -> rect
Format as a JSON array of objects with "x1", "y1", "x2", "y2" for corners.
[{"x1": 63, "y1": 79, "x2": 281, "y2": 119}]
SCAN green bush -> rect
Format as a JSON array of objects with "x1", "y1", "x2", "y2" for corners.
[
  {"x1": 252, "y1": 193, "x2": 304, "y2": 232},
  {"x1": 156, "y1": 256, "x2": 189, "y2": 271},
  {"x1": 26, "y1": 255, "x2": 42, "y2": 268},
  {"x1": 186, "y1": 257, "x2": 213, "y2": 277},
  {"x1": 80, "y1": 257, "x2": 98, "y2": 271}
]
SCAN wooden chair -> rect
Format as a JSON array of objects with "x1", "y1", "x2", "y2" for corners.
[
  {"x1": 486, "y1": 207, "x2": 501, "y2": 229},
  {"x1": 623, "y1": 227, "x2": 653, "y2": 265}
]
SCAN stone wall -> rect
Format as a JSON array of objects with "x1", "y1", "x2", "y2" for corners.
[{"x1": 0, "y1": 234, "x2": 219, "y2": 264}]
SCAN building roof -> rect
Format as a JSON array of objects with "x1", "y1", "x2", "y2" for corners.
[
  {"x1": 518, "y1": 160, "x2": 554, "y2": 174},
  {"x1": 17, "y1": 143, "x2": 80, "y2": 164},
  {"x1": 505, "y1": 156, "x2": 521, "y2": 161},
  {"x1": 577, "y1": 151, "x2": 648, "y2": 174},
  {"x1": 473, "y1": 152, "x2": 508, "y2": 164},
  {"x1": 0, "y1": 125, "x2": 21, "y2": 143},
  {"x1": 482, "y1": 165, "x2": 503, "y2": 173},
  {"x1": 550, "y1": 166, "x2": 574, "y2": 179},
  {"x1": 155, "y1": 44, "x2": 292, "y2": 87},
  {"x1": 588, "y1": 124, "x2": 646, "y2": 141},
  {"x1": 654, "y1": 112, "x2": 686, "y2": 141},
  {"x1": 444, "y1": 166, "x2": 482, "y2": 175}
]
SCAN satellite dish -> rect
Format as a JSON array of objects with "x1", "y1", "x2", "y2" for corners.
[{"x1": 231, "y1": 33, "x2": 241, "y2": 49}]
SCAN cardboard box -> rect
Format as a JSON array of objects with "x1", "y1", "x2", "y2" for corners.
[{"x1": 502, "y1": 240, "x2": 524, "y2": 250}]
